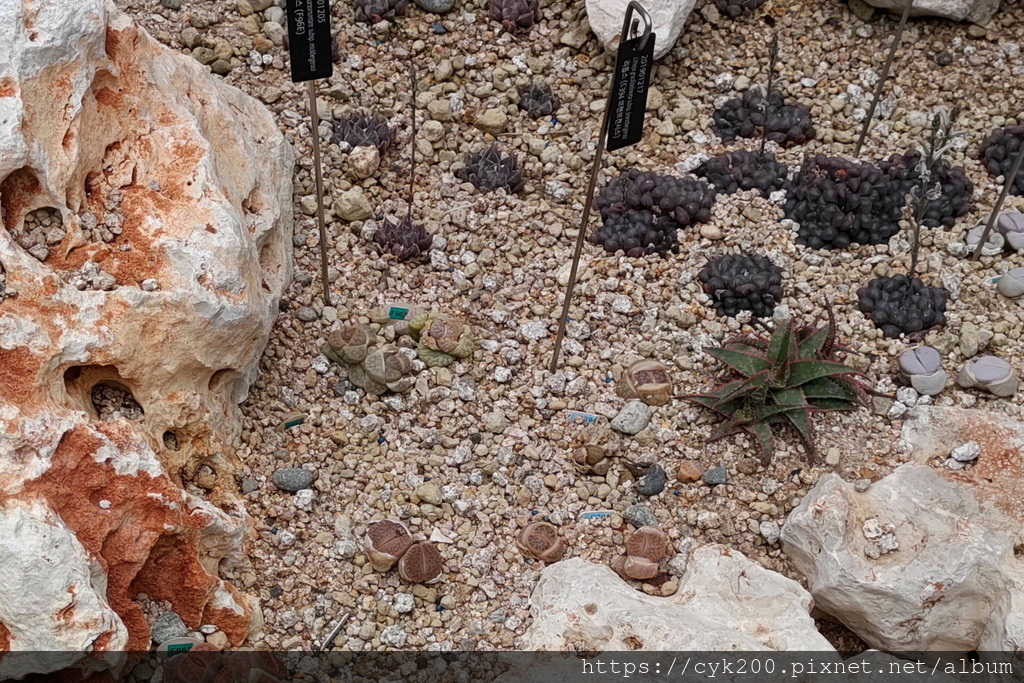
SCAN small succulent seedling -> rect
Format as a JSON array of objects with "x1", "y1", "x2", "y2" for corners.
[
  {"x1": 687, "y1": 305, "x2": 870, "y2": 462},
  {"x1": 332, "y1": 111, "x2": 395, "y2": 155},
  {"x1": 516, "y1": 521, "x2": 566, "y2": 562},
  {"x1": 354, "y1": 0, "x2": 409, "y2": 23},
  {"x1": 363, "y1": 345, "x2": 415, "y2": 393},
  {"x1": 323, "y1": 324, "x2": 372, "y2": 365},
  {"x1": 518, "y1": 83, "x2": 560, "y2": 119},
  {"x1": 457, "y1": 144, "x2": 525, "y2": 194},
  {"x1": 612, "y1": 526, "x2": 669, "y2": 581},
  {"x1": 571, "y1": 416, "x2": 620, "y2": 475},
  {"x1": 417, "y1": 316, "x2": 475, "y2": 367}
]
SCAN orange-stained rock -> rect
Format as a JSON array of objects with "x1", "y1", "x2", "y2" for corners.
[{"x1": 0, "y1": 0, "x2": 293, "y2": 674}]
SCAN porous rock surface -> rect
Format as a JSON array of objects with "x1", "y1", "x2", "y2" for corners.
[
  {"x1": 521, "y1": 550, "x2": 834, "y2": 651},
  {"x1": 0, "y1": 0, "x2": 292, "y2": 669},
  {"x1": 861, "y1": 0, "x2": 1000, "y2": 23},
  {"x1": 781, "y1": 464, "x2": 1023, "y2": 651},
  {"x1": 584, "y1": 0, "x2": 697, "y2": 60}
]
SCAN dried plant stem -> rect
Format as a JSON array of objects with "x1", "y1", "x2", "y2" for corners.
[
  {"x1": 971, "y1": 145, "x2": 1024, "y2": 261},
  {"x1": 759, "y1": 34, "x2": 779, "y2": 159},
  {"x1": 853, "y1": 0, "x2": 914, "y2": 158},
  {"x1": 408, "y1": 64, "x2": 417, "y2": 222}
]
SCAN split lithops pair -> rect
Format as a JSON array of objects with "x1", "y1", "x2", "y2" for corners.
[
  {"x1": 966, "y1": 224, "x2": 1006, "y2": 257},
  {"x1": 996, "y1": 211, "x2": 1024, "y2": 251},
  {"x1": 956, "y1": 356, "x2": 1019, "y2": 397},
  {"x1": 617, "y1": 360, "x2": 673, "y2": 406},
  {"x1": 572, "y1": 416, "x2": 621, "y2": 475},
  {"x1": 611, "y1": 526, "x2": 670, "y2": 581},
  {"x1": 896, "y1": 346, "x2": 947, "y2": 396},
  {"x1": 517, "y1": 521, "x2": 566, "y2": 562},
  {"x1": 364, "y1": 520, "x2": 444, "y2": 583},
  {"x1": 323, "y1": 325, "x2": 415, "y2": 394},
  {"x1": 414, "y1": 315, "x2": 475, "y2": 368}
]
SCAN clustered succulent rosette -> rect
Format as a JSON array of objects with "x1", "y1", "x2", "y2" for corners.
[
  {"x1": 364, "y1": 520, "x2": 444, "y2": 583},
  {"x1": 687, "y1": 308, "x2": 870, "y2": 462},
  {"x1": 696, "y1": 149, "x2": 790, "y2": 197},
  {"x1": 412, "y1": 313, "x2": 475, "y2": 367},
  {"x1": 489, "y1": 0, "x2": 538, "y2": 31},
  {"x1": 373, "y1": 216, "x2": 434, "y2": 261},
  {"x1": 712, "y1": 88, "x2": 815, "y2": 147},
  {"x1": 332, "y1": 110, "x2": 396, "y2": 155},
  {"x1": 518, "y1": 82, "x2": 560, "y2": 119},
  {"x1": 517, "y1": 521, "x2": 566, "y2": 562},
  {"x1": 698, "y1": 253, "x2": 784, "y2": 319},
  {"x1": 714, "y1": 0, "x2": 768, "y2": 17},
  {"x1": 457, "y1": 144, "x2": 525, "y2": 194},
  {"x1": 354, "y1": 0, "x2": 409, "y2": 23},
  {"x1": 884, "y1": 151, "x2": 974, "y2": 229},
  {"x1": 590, "y1": 170, "x2": 717, "y2": 257},
  {"x1": 571, "y1": 416, "x2": 621, "y2": 475},
  {"x1": 857, "y1": 275, "x2": 948, "y2": 338},
  {"x1": 784, "y1": 155, "x2": 907, "y2": 249},
  {"x1": 323, "y1": 324, "x2": 416, "y2": 394},
  {"x1": 978, "y1": 124, "x2": 1024, "y2": 197}
]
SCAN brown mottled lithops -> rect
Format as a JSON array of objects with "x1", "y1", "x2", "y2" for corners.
[
  {"x1": 618, "y1": 360, "x2": 674, "y2": 406},
  {"x1": 571, "y1": 416, "x2": 620, "y2": 475},
  {"x1": 398, "y1": 541, "x2": 444, "y2": 583},
  {"x1": 363, "y1": 344, "x2": 415, "y2": 393},
  {"x1": 613, "y1": 526, "x2": 670, "y2": 582},
  {"x1": 365, "y1": 520, "x2": 414, "y2": 572},
  {"x1": 323, "y1": 324, "x2": 372, "y2": 365},
  {"x1": 516, "y1": 521, "x2": 566, "y2": 562},
  {"x1": 417, "y1": 316, "x2": 475, "y2": 367}
]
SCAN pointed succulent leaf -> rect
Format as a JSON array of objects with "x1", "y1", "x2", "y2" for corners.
[
  {"x1": 797, "y1": 326, "x2": 830, "y2": 359},
  {"x1": 787, "y1": 360, "x2": 865, "y2": 386},
  {"x1": 771, "y1": 387, "x2": 807, "y2": 406},
  {"x1": 745, "y1": 421, "x2": 777, "y2": 463},
  {"x1": 767, "y1": 323, "x2": 797, "y2": 386},
  {"x1": 705, "y1": 347, "x2": 771, "y2": 377},
  {"x1": 801, "y1": 377, "x2": 857, "y2": 401},
  {"x1": 806, "y1": 397, "x2": 860, "y2": 411},
  {"x1": 782, "y1": 408, "x2": 816, "y2": 453},
  {"x1": 712, "y1": 371, "x2": 770, "y2": 408}
]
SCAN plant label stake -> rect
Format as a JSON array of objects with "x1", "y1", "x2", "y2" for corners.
[
  {"x1": 971, "y1": 143, "x2": 1024, "y2": 261},
  {"x1": 550, "y1": 2, "x2": 654, "y2": 372},
  {"x1": 853, "y1": 0, "x2": 913, "y2": 158},
  {"x1": 286, "y1": 0, "x2": 334, "y2": 306}
]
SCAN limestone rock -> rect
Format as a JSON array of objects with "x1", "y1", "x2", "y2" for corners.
[
  {"x1": 522, "y1": 551, "x2": 835, "y2": 650},
  {"x1": 781, "y1": 464, "x2": 1018, "y2": 651},
  {"x1": 0, "y1": 0, "x2": 292, "y2": 670},
  {"x1": 584, "y1": 0, "x2": 697, "y2": 60},
  {"x1": 860, "y1": 0, "x2": 999, "y2": 23}
]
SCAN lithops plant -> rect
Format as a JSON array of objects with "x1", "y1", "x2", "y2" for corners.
[
  {"x1": 571, "y1": 416, "x2": 620, "y2": 475},
  {"x1": 398, "y1": 541, "x2": 444, "y2": 583},
  {"x1": 365, "y1": 520, "x2": 415, "y2": 572},
  {"x1": 618, "y1": 360, "x2": 673, "y2": 406},
  {"x1": 896, "y1": 346, "x2": 947, "y2": 396},
  {"x1": 363, "y1": 344, "x2": 415, "y2": 393},
  {"x1": 996, "y1": 211, "x2": 1024, "y2": 252},
  {"x1": 323, "y1": 324, "x2": 372, "y2": 365},
  {"x1": 163, "y1": 643, "x2": 223, "y2": 683},
  {"x1": 957, "y1": 356, "x2": 1019, "y2": 397},
  {"x1": 612, "y1": 526, "x2": 669, "y2": 581},
  {"x1": 998, "y1": 267, "x2": 1024, "y2": 298},
  {"x1": 516, "y1": 521, "x2": 566, "y2": 562},
  {"x1": 966, "y1": 223, "x2": 1005, "y2": 256},
  {"x1": 417, "y1": 316, "x2": 475, "y2": 367}
]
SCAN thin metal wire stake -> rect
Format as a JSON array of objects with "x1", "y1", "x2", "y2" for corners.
[
  {"x1": 970, "y1": 146, "x2": 1024, "y2": 261},
  {"x1": 853, "y1": 0, "x2": 914, "y2": 158},
  {"x1": 308, "y1": 80, "x2": 332, "y2": 307}
]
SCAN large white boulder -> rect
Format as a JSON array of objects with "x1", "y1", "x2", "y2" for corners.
[
  {"x1": 522, "y1": 549, "x2": 835, "y2": 651},
  {"x1": 782, "y1": 464, "x2": 1019, "y2": 651},
  {"x1": 0, "y1": 0, "x2": 292, "y2": 668},
  {"x1": 584, "y1": 0, "x2": 697, "y2": 60},
  {"x1": 860, "y1": 0, "x2": 1000, "y2": 24}
]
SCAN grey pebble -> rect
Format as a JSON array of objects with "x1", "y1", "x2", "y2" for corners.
[
  {"x1": 150, "y1": 611, "x2": 187, "y2": 645},
  {"x1": 623, "y1": 503, "x2": 658, "y2": 529},
  {"x1": 636, "y1": 464, "x2": 666, "y2": 497},
  {"x1": 702, "y1": 466, "x2": 727, "y2": 486},
  {"x1": 610, "y1": 400, "x2": 652, "y2": 435},
  {"x1": 161, "y1": 0, "x2": 182, "y2": 8},
  {"x1": 240, "y1": 476, "x2": 261, "y2": 493},
  {"x1": 414, "y1": 0, "x2": 455, "y2": 13},
  {"x1": 273, "y1": 467, "x2": 315, "y2": 492},
  {"x1": 296, "y1": 306, "x2": 319, "y2": 322}
]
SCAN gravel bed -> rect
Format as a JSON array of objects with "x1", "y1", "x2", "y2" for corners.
[{"x1": 114, "y1": 0, "x2": 1024, "y2": 653}]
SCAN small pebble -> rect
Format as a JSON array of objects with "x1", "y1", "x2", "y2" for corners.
[
  {"x1": 623, "y1": 503, "x2": 658, "y2": 529},
  {"x1": 702, "y1": 466, "x2": 727, "y2": 486},
  {"x1": 273, "y1": 467, "x2": 315, "y2": 492},
  {"x1": 636, "y1": 464, "x2": 667, "y2": 496}
]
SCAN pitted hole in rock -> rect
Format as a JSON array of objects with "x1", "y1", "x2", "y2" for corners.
[
  {"x1": 583, "y1": 603, "x2": 598, "y2": 615},
  {"x1": 92, "y1": 381, "x2": 144, "y2": 420},
  {"x1": 163, "y1": 430, "x2": 180, "y2": 451},
  {"x1": 64, "y1": 365, "x2": 144, "y2": 420},
  {"x1": 1, "y1": 167, "x2": 50, "y2": 259},
  {"x1": 209, "y1": 368, "x2": 240, "y2": 393},
  {"x1": 623, "y1": 635, "x2": 644, "y2": 650}
]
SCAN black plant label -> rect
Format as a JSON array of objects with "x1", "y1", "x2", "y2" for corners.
[
  {"x1": 286, "y1": 0, "x2": 333, "y2": 82},
  {"x1": 606, "y1": 33, "x2": 655, "y2": 152}
]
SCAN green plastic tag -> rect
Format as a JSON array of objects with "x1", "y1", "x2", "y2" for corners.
[{"x1": 389, "y1": 307, "x2": 410, "y2": 320}]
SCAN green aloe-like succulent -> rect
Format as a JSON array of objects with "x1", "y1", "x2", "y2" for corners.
[{"x1": 687, "y1": 308, "x2": 871, "y2": 462}]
